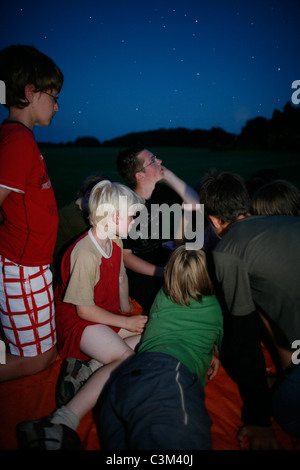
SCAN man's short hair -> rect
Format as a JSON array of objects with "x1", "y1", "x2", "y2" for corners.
[
  {"x1": 199, "y1": 172, "x2": 251, "y2": 223},
  {"x1": 117, "y1": 144, "x2": 145, "y2": 189},
  {"x1": 0, "y1": 44, "x2": 63, "y2": 109}
]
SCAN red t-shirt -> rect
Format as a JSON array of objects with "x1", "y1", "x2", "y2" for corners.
[{"x1": 0, "y1": 121, "x2": 58, "y2": 266}]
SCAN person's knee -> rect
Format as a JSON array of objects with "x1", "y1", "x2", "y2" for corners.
[
  {"x1": 41, "y1": 346, "x2": 57, "y2": 368},
  {"x1": 0, "y1": 346, "x2": 57, "y2": 381},
  {"x1": 120, "y1": 348, "x2": 134, "y2": 363},
  {"x1": 26, "y1": 346, "x2": 57, "y2": 375}
]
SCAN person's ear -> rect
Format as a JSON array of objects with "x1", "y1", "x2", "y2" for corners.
[
  {"x1": 113, "y1": 210, "x2": 120, "y2": 225},
  {"x1": 208, "y1": 215, "x2": 222, "y2": 229},
  {"x1": 135, "y1": 171, "x2": 145, "y2": 183},
  {"x1": 209, "y1": 215, "x2": 230, "y2": 237},
  {"x1": 24, "y1": 84, "x2": 36, "y2": 103}
]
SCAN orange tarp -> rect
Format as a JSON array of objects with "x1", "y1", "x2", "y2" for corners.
[
  {"x1": 1, "y1": 349, "x2": 299, "y2": 451},
  {"x1": 1, "y1": 297, "x2": 299, "y2": 454}
]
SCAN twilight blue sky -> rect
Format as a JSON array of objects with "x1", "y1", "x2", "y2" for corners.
[{"x1": 0, "y1": 0, "x2": 299, "y2": 143}]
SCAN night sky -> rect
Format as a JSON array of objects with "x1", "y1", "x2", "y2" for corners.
[{"x1": 0, "y1": 0, "x2": 299, "y2": 144}]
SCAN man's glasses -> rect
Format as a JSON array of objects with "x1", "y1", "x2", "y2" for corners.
[
  {"x1": 42, "y1": 91, "x2": 59, "y2": 104},
  {"x1": 137, "y1": 155, "x2": 159, "y2": 173},
  {"x1": 143, "y1": 156, "x2": 157, "y2": 169}
]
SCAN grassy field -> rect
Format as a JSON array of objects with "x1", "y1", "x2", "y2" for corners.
[{"x1": 42, "y1": 145, "x2": 300, "y2": 209}]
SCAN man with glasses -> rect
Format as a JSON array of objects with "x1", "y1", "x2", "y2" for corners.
[{"x1": 117, "y1": 145, "x2": 200, "y2": 312}]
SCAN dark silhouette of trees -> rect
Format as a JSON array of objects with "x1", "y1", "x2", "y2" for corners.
[
  {"x1": 38, "y1": 102, "x2": 300, "y2": 151},
  {"x1": 236, "y1": 102, "x2": 300, "y2": 151}
]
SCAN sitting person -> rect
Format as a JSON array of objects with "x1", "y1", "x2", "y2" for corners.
[
  {"x1": 53, "y1": 173, "x2": 110, "y2": 285},
  {"x1": 17, "y1": 245, "x2": 223, "y2": 449},
  {"x1": 252, "y1": 179, "x2": 300, "y2": 217},
  {"x1": 117, "y1": 144, "x2": 200, "y2": 312},
  {"x1": 54, "y1": 180, "x2": 148, "y2": 405}
]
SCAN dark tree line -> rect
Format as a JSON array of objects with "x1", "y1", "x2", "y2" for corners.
[{"x1": 39, "y1": 102, "x2": 300, "y2": 151}]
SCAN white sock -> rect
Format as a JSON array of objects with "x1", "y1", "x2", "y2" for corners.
[{"x1": 50, "y1": 406, "x2": 80, "y2": 431}]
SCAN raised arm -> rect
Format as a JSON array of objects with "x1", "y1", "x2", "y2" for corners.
[{"x1": 161, "y1": 168, "x2": 200, "y2": 205}]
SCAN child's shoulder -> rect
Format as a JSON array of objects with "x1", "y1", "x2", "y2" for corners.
[
  {"x1": 0, "y1": 121, "x2": 35, "y2": 146},
  {"x1": 1, "y1": 121, "x2": 32, "y2": 135},
  {"x1": 71, "y1": 232, "x2": 95, "y2": 257}
]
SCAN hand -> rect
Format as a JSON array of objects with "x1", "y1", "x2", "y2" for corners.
[
  {"x1": 207, "y1": 355, "x2": 221, "y2": 381},
  {"x1": 125, "y1": 315, "x2": 148, "y2": 333},
  {"x1": 237, "y1": 425, "x2": 282, "y2": 450},
  {"x1": 160, "y1": 167, "x2": 174, "y2": 183}
]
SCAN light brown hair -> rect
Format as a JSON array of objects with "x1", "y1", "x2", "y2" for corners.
[{"x1": 164, "y1": 245, "x2": 214, "y2": 306}]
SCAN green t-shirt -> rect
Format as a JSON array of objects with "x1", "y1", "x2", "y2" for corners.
[{"x1": 138, "y1": 289, "x2": 223, "y2": 386}]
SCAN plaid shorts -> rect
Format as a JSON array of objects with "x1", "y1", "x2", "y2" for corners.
[{"x1": 0, "y1": 256, "x2": 57, "y2": 357}]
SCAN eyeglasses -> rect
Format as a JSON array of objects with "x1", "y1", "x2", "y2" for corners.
[
  {"x1": 42, "y1": 91, "x2": 59, "y2": 104},
  {"x1": 137, "y1": 155, "x2": 159, "y2": 173},
  {"x1": 143, "y1": 155, "x2": 157, "y2": 169}
]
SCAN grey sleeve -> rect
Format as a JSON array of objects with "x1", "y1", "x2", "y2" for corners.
[{"x1": 213, "y1": 251, "x2": 255, "y2": 316}]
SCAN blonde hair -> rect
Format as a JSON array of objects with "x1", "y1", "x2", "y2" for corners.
[
  {"x1": 88, "y1": 180, "x2": 144, "y2": 226},
  {"x1": 164, "y1": 245, "x2": 214, "y2": 306}
]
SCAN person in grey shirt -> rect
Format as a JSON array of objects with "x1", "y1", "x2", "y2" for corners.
[{"x1": 200, "y1": 171, "x2": 300, "y2": 450}]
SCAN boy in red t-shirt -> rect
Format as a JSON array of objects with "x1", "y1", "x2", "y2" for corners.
[{"x1": 0, "y1": 45, "x2": 63, "y2": 381}]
